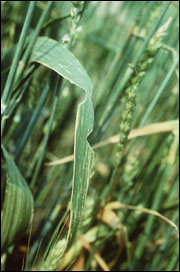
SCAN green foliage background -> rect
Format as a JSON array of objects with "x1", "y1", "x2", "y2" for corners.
[{"x1": 1, "y1": 1, "x2": 179, "y2": 271}]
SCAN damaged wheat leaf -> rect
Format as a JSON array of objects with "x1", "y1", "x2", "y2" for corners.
[{"x1": 30, "y1": 36, "x2": 94, "y2": 248}]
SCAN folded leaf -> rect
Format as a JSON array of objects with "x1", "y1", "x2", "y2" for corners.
[{"x1": 31, "y1": 37, "x2": 94, "y2": 248}]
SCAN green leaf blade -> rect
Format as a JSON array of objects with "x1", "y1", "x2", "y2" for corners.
[
  {"x1": 1, "y1": 145, "x2": 34, "y2": 253},
  {"x1": 31, "y1": 37, "x2": 94, "y2": 248}
]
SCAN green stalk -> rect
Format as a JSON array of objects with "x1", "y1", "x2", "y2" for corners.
[
  {"x1": 15, "y1": 81, "x2": 50, "y2": 162},
  {"x1": 165, "y1": 241, "x2": 179, "y2": 271},
  {"x1": 1, "y1": 1, "x2": 37, "y2": 114},
  {"x1": 30, "y1": 76, "x2": 62, "y2": 189},
  {"x1": 149, "y1": 212, "x2": 179, "y2": 271},
  {"x1": 134, "y1": 1, "x2": 171, "y2": 65},
  {"x1": 132, "y1": 132, "x2": 177, "y2": 269},
  {"x1": 124, "y1": 227, "x2": 132, "y2": 271},
  {"x1": 132, "y1": 167, "x2": 170, "y2": 269},
  {"x1": 139, "y1": 56, "x2": 179, "y2": 127},
  {"x1": 1, "y1": 64, "x2": 38, "y2": 137},
  {"x1": 91, "y1": 1, "x2": 171, "y2": 144},
  {"x1": 15, "y1": 1, "x2": 54, "y2": 83}
]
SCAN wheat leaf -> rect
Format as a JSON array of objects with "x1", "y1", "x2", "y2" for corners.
[
  {"x1": 30, "y1": 36, "x2": 94, "y2": 248},
  {"x1": 1, "y1": 145, "x2": 34, "y2": 253}
]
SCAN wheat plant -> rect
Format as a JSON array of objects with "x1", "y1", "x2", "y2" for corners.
[{"x1": 1, "y1": 1, "x2": 179, "y2": 271}]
